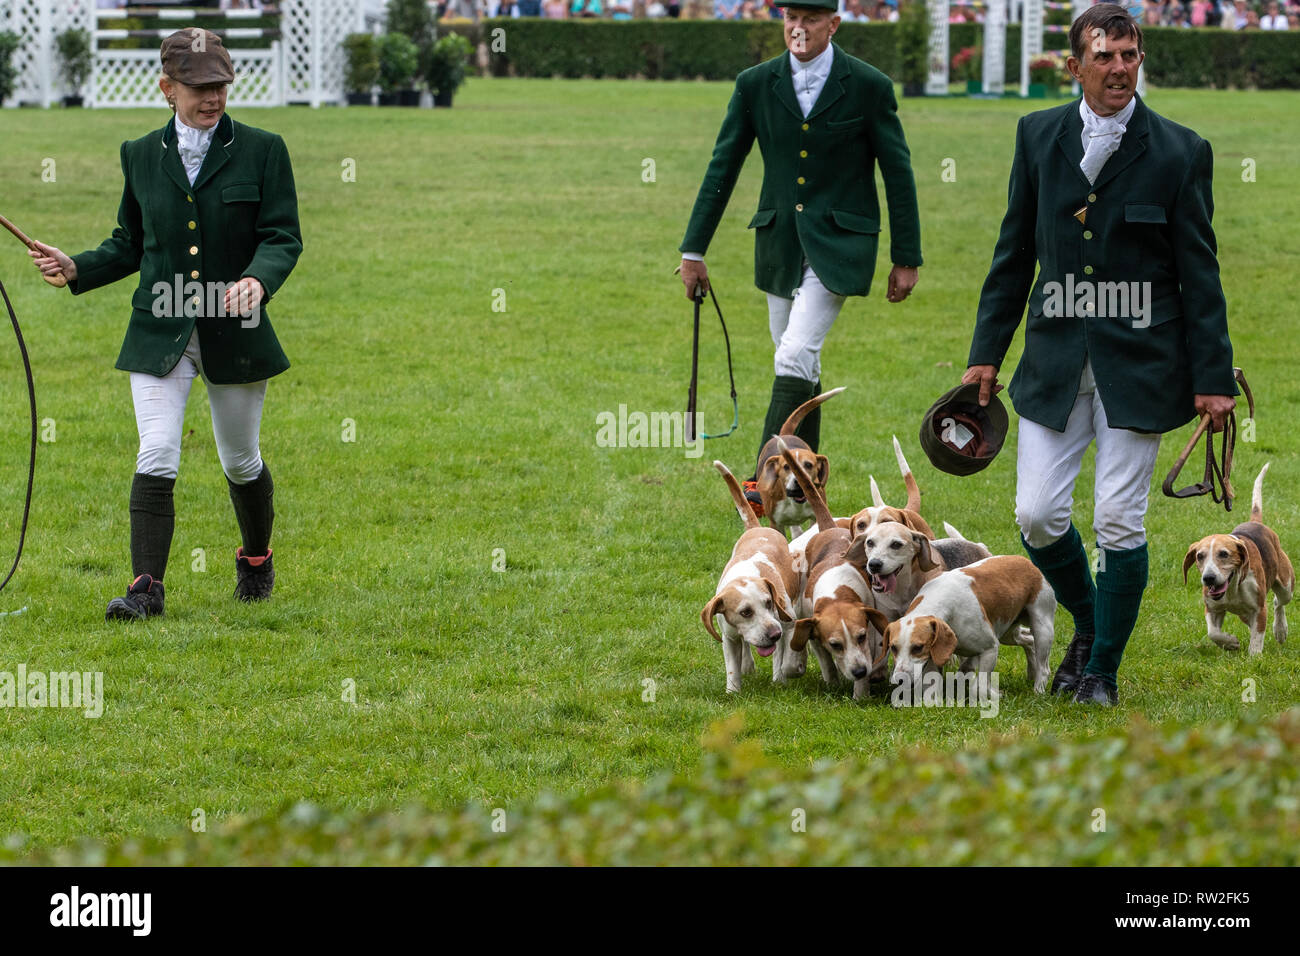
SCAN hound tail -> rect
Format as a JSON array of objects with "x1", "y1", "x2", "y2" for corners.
[
  {"x1": 779, "y1": 386, "x2": 846, "y2": 436},
  {"x1": 893, "y1": 435, "x2": 922, "y2": 513},
  {"x1": 714, "y1": 460, "x2": 762, "y2": 531},
  {"x1": 869, "y1": 475, "x2": 885, "y2": 507},
  {"x1": 776, "y1": 437, "x2": 836, "y2": 533},
  {"x1": 942, "y1": 521, "x2": 966, "y2": 540},
  {"x1": 1251, "y1": 462, "x2": 1270, "y2": 523}
]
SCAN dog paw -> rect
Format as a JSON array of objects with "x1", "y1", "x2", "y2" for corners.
[{"x1": 1209, "y1": 632, "x2": 1240, "y2": 651}]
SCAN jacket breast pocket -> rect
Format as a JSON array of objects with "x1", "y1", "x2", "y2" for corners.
[
  {"x1": 826, "y1": 116, "x2": 864, "y2": 130},
  {"x1": 1124, "y1": 202, "x2": 1167, "y2": 224},
  {"x1": 222, "y1": 183, "x2": 261, "y2": 204}
]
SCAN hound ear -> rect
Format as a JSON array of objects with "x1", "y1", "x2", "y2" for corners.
[
  {"x1": 700, "y1": 596, "x2": 724, "y2": 642},
  {"x1": 759, "y1": 454, "x2": 780, "y2": 486},
  {"x1": 1235, "y1": 539, "x2": 1249, "y2": 567},
  {"x1": 913, "y1": 533, "x2": 939, "y2": 572},
  {"x1": 791, "y1": 618, "x2": 815, "y2": 651},
  {"x1": 929, "y1": 618, "x2": 959, "y2": 667},
  {"x1": 815, "y1": 454, "x2": 829, "y2": 487},
  {"x1": 872, "y1": 621, "x2": 896, "y2": 670},
  {"x1": 864, "y1": 606, "x2": 891, "y2": 636},
  {"x1": 1182, "y1": 545, "x2": 1199, "y2": 584},
  {"x1": 844, "y1": 535, "x2": 868, "y2": 566},
  {"x1": 764, "y1": 578, "x2": 793, "y2": 621}
]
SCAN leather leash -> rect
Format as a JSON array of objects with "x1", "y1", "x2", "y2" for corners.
[
  {"x1": 0, "y1": 279, "x2": 36, "y2": 593},
  {"x1": 685, "y1": 283, "x2": 738, "y2": 442},
  {"x1": 1162, "y1": 367, "x2": 1253, "y2": 512}
]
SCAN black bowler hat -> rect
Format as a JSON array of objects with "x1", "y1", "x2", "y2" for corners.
[{"x1": 919, "y1": 383, "x2": 1009, "y2": 477}]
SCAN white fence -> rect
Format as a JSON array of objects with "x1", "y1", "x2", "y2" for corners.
[{"x1": 1, "y1": 0, "x2": 363, "y2": 108}]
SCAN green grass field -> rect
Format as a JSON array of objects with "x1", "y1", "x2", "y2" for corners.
[{"x1": 0, "y1": 80, "x2": 1297, "y2": 862}]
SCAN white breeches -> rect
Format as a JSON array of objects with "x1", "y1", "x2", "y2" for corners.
[{"x1": 765, "y1": 262, "x2": 846, "y2": 382}]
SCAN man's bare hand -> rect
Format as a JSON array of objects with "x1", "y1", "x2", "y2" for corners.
[
  {"x1": 962, "y1": 364, "x2": 1003, "y2": 407},
  {"x1": 886, "y1": 265, "x2": 918, "y2": 303},
  {"x1": 223, "y1": 277, "x2": 264, "y2": 318},
  {"x1": 1195, "y1": 393, "x2": 1236, "y2": 433},
  {"x1": 28, "y1": 240, "x2": 76, "y2": 283},
  {"x1": 680, "y1": 258, "x2": 709, "y2": 301}
]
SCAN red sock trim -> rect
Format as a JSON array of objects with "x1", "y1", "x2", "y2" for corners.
[{"x1": 237, "y1": 547, "x2": 271, "y2": 566}]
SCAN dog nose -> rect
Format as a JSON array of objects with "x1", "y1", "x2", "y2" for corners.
[
  {"x1": 766, "y1": 626, "x2": 781, "y2": 640},
  {"x1": 1202, "y1": 575, "x2": 1215, "y2": 585},
  {"x1": 851, "y1": 665, "x2": 868, "y2": 679},
  {"x1": 868, "y1": 559, "x2": 883, "y2": 573}
]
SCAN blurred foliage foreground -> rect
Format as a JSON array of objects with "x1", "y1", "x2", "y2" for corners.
[{"x1": 6, "y1": 708, "x2": 1298, "y2": 865}]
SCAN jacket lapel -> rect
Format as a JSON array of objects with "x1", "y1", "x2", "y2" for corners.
[
  {"x1": 769, "y1": 54, "x2": 803, "y2": 123},
  {"x1": 1089, "y1": 95, "x2": 1149, "y2": 192},
  {"x1": 1055, "y1": 100, "x2": 1093, "y2": 193},
  {"x1": 159, "y1": 118, "x2": 193, "y2": 197},
  {"x1": 805, "y1": 45, "x2": 848, "y2": 124},
  {"x1": 191, "y1": 113, "x2": 235, "y2": 192}
]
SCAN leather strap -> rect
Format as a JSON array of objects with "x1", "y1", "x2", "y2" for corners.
[
  {"x1": 0, "y1": 279, "x2": 37, "y2": 593},
  {"x1": 685, "y1": 284, "x2": 738, "y2": 442},
  {"x1": 1162, "y1": 368, "x2": 1253, "y2": 512}
]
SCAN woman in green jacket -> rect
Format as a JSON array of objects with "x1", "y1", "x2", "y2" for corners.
[{"x1": 31, "y1": 28, "x2": 302, "y2": 620}]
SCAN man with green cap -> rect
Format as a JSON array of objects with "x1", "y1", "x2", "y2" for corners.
[
  {"x1": 678, "y1": 1, "x2": 922, "y2": 504},
  {"x1": 963, "y1": 4, "x2": 1236, "y2": 705}
]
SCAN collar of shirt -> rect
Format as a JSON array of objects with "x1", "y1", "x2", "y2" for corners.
[
  {"x1": 789, "y1": 43, "x2": 835, "y2": 118},
  {"x1": 1079, "y1": 94, "x2": 1136, "y2": 145},
  {"x1": 174, "y1": 114, "x2": 217, "y2": 185}
]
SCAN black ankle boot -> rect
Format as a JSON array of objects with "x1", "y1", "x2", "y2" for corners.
[
  {"x1": 1073, "y1": 673, "x2": 1118, "y2": 706},
  {"x1": 106, "y1": 574, "x2": 166, "y2": 621},
  {"x1": 235, "y1": 547, "x2": 274, "y2": 601},
  {"x1": 1050, "y1": 630, "x2": 1095, "y2": 696}
]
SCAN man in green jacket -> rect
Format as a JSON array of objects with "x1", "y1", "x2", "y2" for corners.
[
  {"x1": 31, "y1": 29, "x2": 301, "y2": 619},
  {"x1": 963, "y1": 4, "x2": 1236, "y2": 705},
  {"x1": 679, "y1": 1, "x2": 921, "y2": 497}
]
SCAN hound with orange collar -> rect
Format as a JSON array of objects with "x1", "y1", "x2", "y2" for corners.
[
  {"x1": 1183, "y1": 463, "x2": 1293, "y2": 655},
  {"x1": 703, "y1": 461, "x2": 802, "y2": 693}
]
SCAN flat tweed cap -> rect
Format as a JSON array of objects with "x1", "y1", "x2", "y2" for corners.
[{"x1": 160, "y1": 29, "x2": 235, "y2": 86}]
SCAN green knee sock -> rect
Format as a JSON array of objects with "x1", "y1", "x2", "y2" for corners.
[
  {"x1": 755, "y1": 375, "x2": 817, "y2": 469},
  {"x1": 130, "y1": 472, "x2": 175, "y2": 580},
  {"x1": 1084, "y1": 543, "x2": 1149, "y2": 686},
  {"x1": 228, "y1": 464, "x2": 275, "y2": 558},
  {"x1": 1021, "y1": 524, "x2": 1096, "y2": 636}
]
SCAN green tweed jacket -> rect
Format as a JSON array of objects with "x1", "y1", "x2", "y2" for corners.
[
  {"x1": 680, "y1": 42, "x2": 922, "y2": 298},
  {"x1": 969, "y1": 96, "x2": 1236, "y2": 434},
  {"x1": 70, "y1": 113, "x2": 302, "y2": 384}
]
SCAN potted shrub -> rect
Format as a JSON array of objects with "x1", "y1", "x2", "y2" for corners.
[
  {"x1": 55, "y1": 28, "x2": 92, "y2": 107},
  {"x1": 377, "y1": 32, "x2": 419, "y2": 106},
  {"x1": 426, "y1": 33, "x2": 472, "y2": 108},
  {"x1": 0, "y1": 31, "x2": 21, "y2": 107},
  {"x1": 1028, "y1": 53, "x2": 1066, "y2": 98},
  {"x1": 897, "y1": 0, "x2": 930, "y2": 97},
  {"x1": 951, "y1": 45, "x2": 981, "y2": 94},
  {"x1": 386, "y1": 0, "x2": 436, "y2": 75},
  {"x1": 343, "y1": 33, "x2": 379, "y2": 106}
]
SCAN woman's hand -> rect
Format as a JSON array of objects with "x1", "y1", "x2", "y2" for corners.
[
  {"x1": 223, "y1": 277, "x2": 265, "y2": 318},
  {"x1": 28, "y1": 240, "x2": 76, "y2": 283}
]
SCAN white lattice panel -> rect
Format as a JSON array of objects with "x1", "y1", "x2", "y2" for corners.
[
  {"x1": 5, "y1": 1, "x2": 361, "y2": 108},
  {"x1": 91, "y1": 48, "x2": 281, "y2": 109},
  {"x1": 282, "y1": 0, "x2": 363, "y2": 106}
]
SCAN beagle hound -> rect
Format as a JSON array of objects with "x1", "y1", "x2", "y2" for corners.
[
  {"x1": 703, "y1": 461, "x2": 802, "y2": 693},
  {"x1": 756, "y1": 387, "x2": 845, "y2": 539},
  {"x1": 1183, "y1": 463, "x2": 1294, "y2": 655},
  {"x1": 881, "y1": 555, "x2": 1057, "y2": 698},
  {"x1": 775, "y1": 438, "x2": 890, "y2": 699}
]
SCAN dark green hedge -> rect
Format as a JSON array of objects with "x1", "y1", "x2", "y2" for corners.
[{"x1": 476, "y1": 19, "x2": 1300, "y2": 89}]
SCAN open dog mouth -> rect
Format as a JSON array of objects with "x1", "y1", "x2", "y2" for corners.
[
  {"x1": 754, "y1": 642, "x2": 777, "y2": 657},
  {"x1": 1207, "y1": 581, "x2": 1229, "y2": 600},
  {"x1": 871, "y1": 572, "x2": 898, "y2": 594}
]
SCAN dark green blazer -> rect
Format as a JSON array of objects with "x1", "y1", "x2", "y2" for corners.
[
  {"x1": 969, "y1": 96, "x2": 1235, "y2": 434},
  {"x1": 70, "y1": 113, "x2": 302, "y2": 384},
  {"x1": 680, "y1": 43, "x2": 922, "y2": 298}
]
